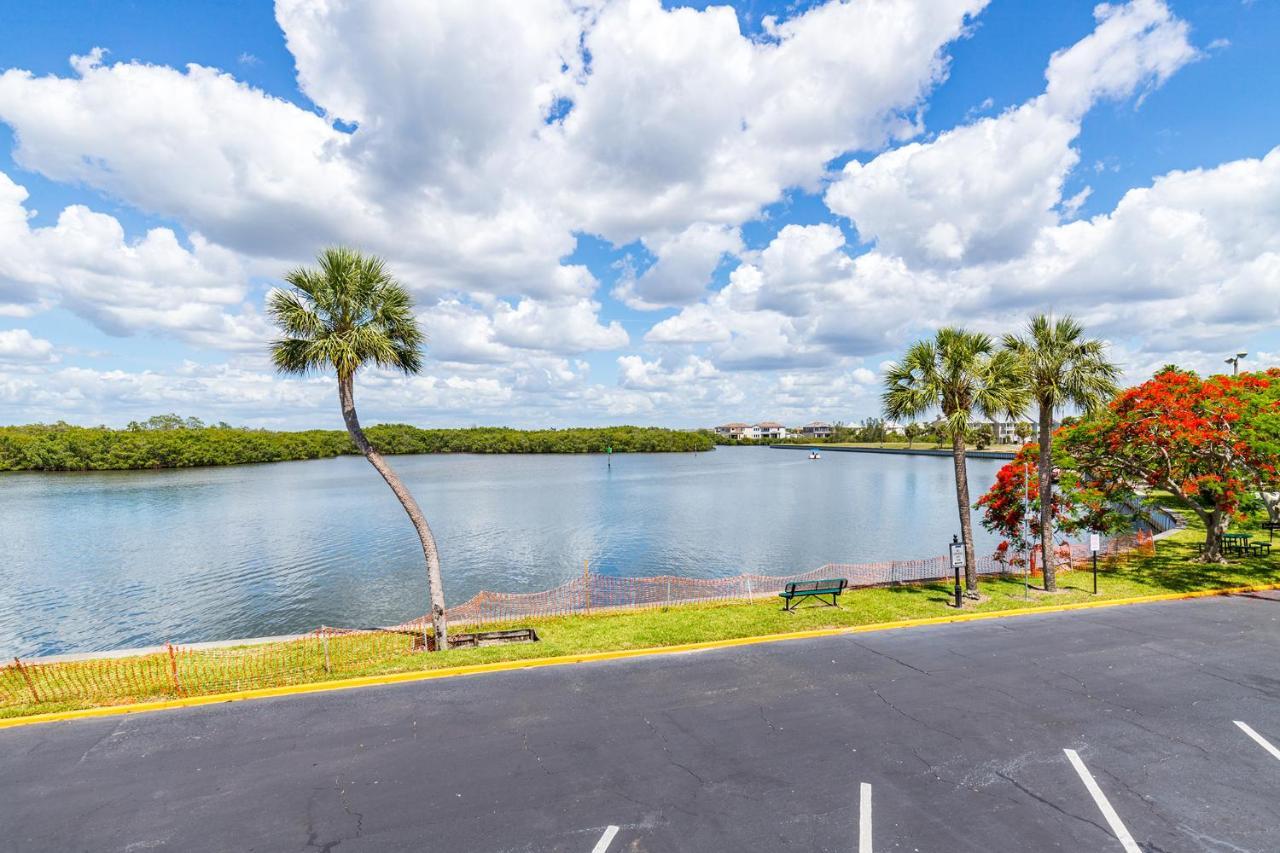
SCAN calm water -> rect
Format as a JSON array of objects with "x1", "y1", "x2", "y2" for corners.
[{"x1": 0, "y1": 447, "x2": 1006, "y2": 657}]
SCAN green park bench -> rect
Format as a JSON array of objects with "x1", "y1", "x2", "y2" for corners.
[{"x1": 779, "y1": 578, "x2": 849, "y2": 612}]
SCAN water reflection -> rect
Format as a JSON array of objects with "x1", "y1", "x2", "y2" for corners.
[{"x1": 0, "y1": 447, "x2": 1005, "y2": 656}]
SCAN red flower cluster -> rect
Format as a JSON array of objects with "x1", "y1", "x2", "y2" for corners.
[
  {"x1": 979, "y1": 367, "x2": 1280, "y2": 562},
  {"x1": 1056, "y1": 368, "x2": 1280, "y2": 558},
  {"x1": 1079, "y1": 368, "x2": 1280, "y2": 516},
  {"x1": 977, "y1": 443, "x2": 1067, "y2": 552}
]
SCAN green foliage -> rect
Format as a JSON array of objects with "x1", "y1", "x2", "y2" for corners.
[
  {"x1": 0, "y1": 421, "x2": 713, "y2": 471},
  {"x1": 1058, "y1": 368, "x2": 1280, "y2": 560},
  {"x1": 269, "y1": 247, "x2": 424, "y2": 380},
  {"x1": 858, "y1": 417, "x2": 888, "y2": 443},
  {"x1": 1002, "y1": 314, "x2": 1120, "y2": 421},
  {"x1": 882, "y1": 327, "x2": 1028, "y2": 436},
  {"x1": 903, "y1": 422, "x2": 923, "y2": 447},
  {"x1": 970, "y1": 424, "x2": 995, "y2": 450}
]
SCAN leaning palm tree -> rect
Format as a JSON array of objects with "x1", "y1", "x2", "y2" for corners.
[
  {"x1": 884, "y1": 328, "x2": 1027, "y2": 601},
  {"x1": 268, "y1": 247, "x2": 449, "y2": 649},
  {"x1": 1003, "y1": 314, "x2": 1119, "y2": 592}
]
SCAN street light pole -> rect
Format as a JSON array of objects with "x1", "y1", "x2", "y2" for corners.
[{"x1": 1225, "y1": 352, "x2": 1248, "y2": 376}]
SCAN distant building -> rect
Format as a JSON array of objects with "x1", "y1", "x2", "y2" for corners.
[
  {"x1": 797, "y1": 421, "x2": 833, "y2": 438},
  {"x1": 968, "y1": 419, "x2": 1041, "y2": 443},
  {"x1": 714, "y1": 422, "x2": 752, "y2": 439},
  {"x1": 755, "y1": 421, "x2": 788, "y2": 439}
]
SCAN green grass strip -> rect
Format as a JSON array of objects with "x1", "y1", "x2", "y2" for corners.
[{"x1": 3, "y1": 502, "x2": 1276, "y2": 721}]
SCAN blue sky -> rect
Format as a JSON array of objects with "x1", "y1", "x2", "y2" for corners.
[{"x1": 0, "y1": 0, "x2": 1277, "y2": 428}]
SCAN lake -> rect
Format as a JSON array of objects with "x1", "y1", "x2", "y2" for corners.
[{"x1": 0, "y1": 446, "x2": 1008, "y2": 657}]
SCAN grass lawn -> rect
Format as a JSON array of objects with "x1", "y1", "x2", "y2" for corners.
[{"x1": 3, "y1": 502, "x2": 1277, "y2": 721}]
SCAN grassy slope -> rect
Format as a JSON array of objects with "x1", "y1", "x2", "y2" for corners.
[{"x1": 4, "y1": 502, "x2": 1276, "y2": 720}]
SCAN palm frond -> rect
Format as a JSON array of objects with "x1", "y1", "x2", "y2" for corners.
[
  {"x1": 883, "y1": 328, "x2": 1025, "y2": 438},
  {"x1": 267, "y1": 247, "x2": 426, "y2": 379},
  {"x1": 1006, "y1": 313, "x2": 1120, "y2": 415}
]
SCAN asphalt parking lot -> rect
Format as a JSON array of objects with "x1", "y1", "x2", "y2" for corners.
[{"x1": 2, "y1": 591, "x2": 1279, "y2": 852}]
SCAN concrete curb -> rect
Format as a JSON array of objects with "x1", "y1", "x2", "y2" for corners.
[{"x1": 3, "y1": 580, "x2": 1278, "y2": 731}]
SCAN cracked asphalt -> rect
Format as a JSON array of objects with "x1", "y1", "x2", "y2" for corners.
[{"x1": 2, "y1": 591, "x2": 1279, "y2": 852}]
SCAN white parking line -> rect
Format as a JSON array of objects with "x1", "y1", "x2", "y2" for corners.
[
  {"x1": 1235, "y1": 721, "x2": 1280, "y2": 761},
  {"x1": 1064, "y1": 749, "x2": 1141, "y2": 853},
  {"x1": 591, "y1": 825, "x2": 620, "y2": 853},
  {"x1": 859, "y1": 782, "x2": 873, "y2": 853}
]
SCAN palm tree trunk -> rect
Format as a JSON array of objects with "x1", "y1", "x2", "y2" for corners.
[
  {"x1": 339, "y1": 374, "x2": 449, "y2": 649},
  {"x1": 951, "y1": 431, "x2": 979, "y2": 597},
  {"x1": 1038, "y1": 401, "x2": 1056, "y2": 592}
]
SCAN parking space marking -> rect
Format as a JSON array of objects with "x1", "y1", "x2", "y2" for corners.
[
  {"x1": 859, "y1": 782, "x2": 873, "y2": 853},
  {"x1": 590, "y1": 825, "x2": 619, "y2": 852},
  {"x1": 1235, "y1": 721, "x2": 1280, "y2": 762},
  {"x1": 1064, "y1": 749, "x2": 1141, "y2": 853}
]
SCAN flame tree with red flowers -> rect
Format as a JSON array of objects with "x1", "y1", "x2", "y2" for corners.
[
  {"x1": 978, "y1": 442, "x2": 1133, "y2": 573},
  {"x1": 1057, "y1": 368, "x2": 1280, "y2": 563},
  {"x1": 977, "y1": 444, "x2": 1049, "y2": 558}
]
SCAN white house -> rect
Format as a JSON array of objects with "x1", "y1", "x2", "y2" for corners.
[
  {"x1": 755, "y1": 421, "x2": 788, "y2": 439},
  {"x1": 968, "y1": 419, "x2": 1039, "y2": 443}
]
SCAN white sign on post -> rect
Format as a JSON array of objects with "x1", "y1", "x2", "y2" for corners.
[
  {"x1": 1089, "y1": 533, "x2": 1101, "y2": 554},
  {"x1": 950, "y1": 543, "x2": 965, "y2": 568}
]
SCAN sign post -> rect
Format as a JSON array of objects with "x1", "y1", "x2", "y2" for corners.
[
  {"x1": 1023, "y1": 459, "x2": 1031, "y2": 600},
  {"x1": 949, "y1": 534, "x2": 964, "y2": 609},
  {"x1": 1089, "y1": 532, "x2": 1101, "y2": 595}
]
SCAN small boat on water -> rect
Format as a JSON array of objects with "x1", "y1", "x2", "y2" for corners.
[{"x1": 809, "y1": 451, "x2": 821, "y2": 460}]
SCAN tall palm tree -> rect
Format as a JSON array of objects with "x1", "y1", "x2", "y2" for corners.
[
  {"x1": 1003, "y1": 314, "x2": 1119, "y2": 592},
  {"x1": 268, "y1": 247, "x2": 449, "y2": 648},
  {"x1": 884, "y1": 328, "x2": 1027, "y2": 600}
]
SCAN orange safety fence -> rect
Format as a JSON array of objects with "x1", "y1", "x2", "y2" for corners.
[
  {"x1": 0, "y1": 531, "x2": 1157, "y2": 713},
  {"x1": 393, "y1": 531, "x2": 1158, "y2": 631},
  {"x1": 0, "y1": 628, "x2": 421, "y2": 710}
]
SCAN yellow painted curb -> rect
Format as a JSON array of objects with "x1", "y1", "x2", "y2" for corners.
[{"x1": 3, "y1": 581, "x2": 1278, "y2": 731}]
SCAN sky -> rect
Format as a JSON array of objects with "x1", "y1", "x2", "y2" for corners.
[{"x1": 0, "y1": 0, "x2": 1277, "y2": 430}]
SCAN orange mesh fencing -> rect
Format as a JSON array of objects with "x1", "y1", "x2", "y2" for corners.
[
  {"x1": 397, "y1": 531, "x2": 1159, "y2": 630},
  {"x1": 0, "y1": 531, "x2": 1160, "y2": 716},
  {"x1": 0, "y1": 629, "x2": 422, "y2": 711}
]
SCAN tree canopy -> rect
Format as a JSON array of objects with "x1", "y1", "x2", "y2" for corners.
[
  {"x1": 883, "y1": 327, "x2": 1027, "y2": 433},
  {"x1": 0, "y1": 421, "x2": 714, "y2": 472},
  {"x1": 1050, "y1": 367, "x2": 1280, "y2": 561},
  {"x1": 269, "y1": 247, "x2": 424, "y2": 380}
]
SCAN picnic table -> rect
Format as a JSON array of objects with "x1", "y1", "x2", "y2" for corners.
[
  {"x1": 1223, "y1": 533, "x2": 1250, "y2": 557},
  {"x1": 1223, "y1": 532, "x2": 1271, "y2": 558}
]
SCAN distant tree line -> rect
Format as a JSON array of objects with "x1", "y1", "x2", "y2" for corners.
[{"x1": 0, "y1": 416, "x2": 714, "y2": 472}]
